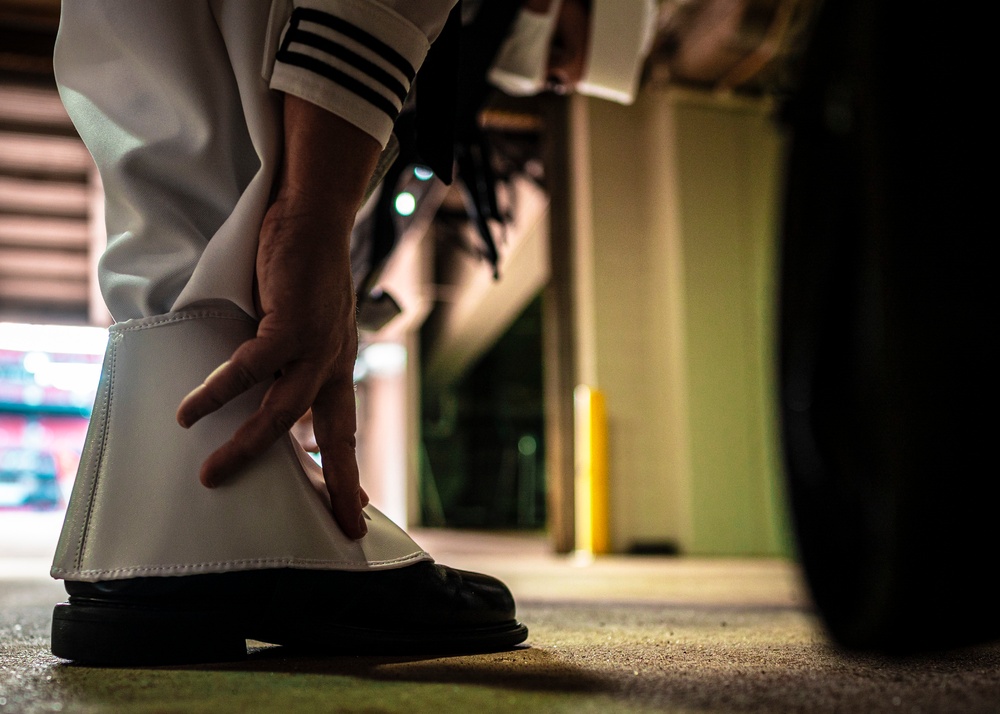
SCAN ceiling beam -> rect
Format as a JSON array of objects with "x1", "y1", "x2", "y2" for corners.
[
  {"x1": 0, "y1": 214, "x2": 88, "y2": 248},
  {"x1": 0, "y1": 131, "x2": 92, "y2": 178},
  {"x1": 0, "y1": 276, "x2": 88, "y2": 303},
  {"x1": 0, "y1": 83, "x2": 71, "y2": 127},
  {"x1": 0, "y1": 176, "x2": 87, "y2": 216},
  {"x1": 0, "y1": 247, "x2": 88, "y2": 277}
]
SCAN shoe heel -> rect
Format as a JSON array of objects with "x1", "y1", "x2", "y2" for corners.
[{"x1": 51, "y1": 602, "x2": 247, "y2": 666}]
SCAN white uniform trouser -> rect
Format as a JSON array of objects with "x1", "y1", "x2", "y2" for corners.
[
  {"x1": 50, "y1": 0, "x2": 456, "y2": 581},
  {"x1": 55, "y1": 0, "x2": 454, "y2": 321}
]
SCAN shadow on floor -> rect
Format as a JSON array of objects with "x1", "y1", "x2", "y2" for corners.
[
  {"x1": 4, "y1": 553, "x2": 1000, "y2": 713},
  {"x1": 35, "y1": 639, "x2": 1000, "y2": 714}
]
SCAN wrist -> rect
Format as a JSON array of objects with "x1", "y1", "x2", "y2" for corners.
[{"x1": 280, "y1": 94, "x2": 381, "y2": 211}]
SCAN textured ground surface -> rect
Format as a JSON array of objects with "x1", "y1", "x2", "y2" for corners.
[{"x1": 2, "y1": 525, "x2": 999, "y2": 713}]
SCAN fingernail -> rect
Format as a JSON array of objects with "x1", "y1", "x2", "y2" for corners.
[{"x1": 357, "y1": 514, "x2": 368, "y2": 538}]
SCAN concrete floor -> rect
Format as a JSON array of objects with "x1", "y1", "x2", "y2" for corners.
[{"x1": 2, "y1": 521, "x2": 999, "y2": 713}]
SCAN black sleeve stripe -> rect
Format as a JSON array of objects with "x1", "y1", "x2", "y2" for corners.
[
  {"x1": 285, "y1": 27, "x2": 409, "y2": 105},
  {"x1": 276, "y1": 48, "x2": 401, "y2": 121},
  {"x1": 288, "y1": 7, "x2": 417, "y2": 83}
]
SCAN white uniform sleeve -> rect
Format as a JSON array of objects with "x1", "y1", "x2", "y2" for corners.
[{"x1": 266, "y1": 0, "x2": 458, "y2": 148}]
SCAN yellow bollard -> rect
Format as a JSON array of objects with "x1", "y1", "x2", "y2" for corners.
[{"x1": 574, "y1": 385, "x2": 609, "y2": 555}]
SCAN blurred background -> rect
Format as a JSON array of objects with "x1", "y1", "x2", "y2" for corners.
[{"x1": 0, "y1": 0, "x2": 817, "y2": 562}]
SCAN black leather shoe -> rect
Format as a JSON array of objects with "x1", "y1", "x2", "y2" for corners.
[{"x1": 50, "y1": 562, "x2": 528, "y2": 665}]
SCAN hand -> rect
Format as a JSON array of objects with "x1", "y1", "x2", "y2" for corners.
[
  {"x1": 175, "y1": 95, "x2": 382, "y2": 540},
  {"x1": 177, "y1": 197, "x2": 368, "y2": 537}
]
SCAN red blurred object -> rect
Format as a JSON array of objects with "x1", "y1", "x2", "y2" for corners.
[
  {"x1": 0, "y1": 414, "x2": 90, "y2": 510},
  {"x1": 0, "y1": 342, "x2": 100, "y2": 510}
]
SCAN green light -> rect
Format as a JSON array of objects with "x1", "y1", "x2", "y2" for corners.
[{"x1": 394, "y1": 191, "x2": 416, "y2": 216}]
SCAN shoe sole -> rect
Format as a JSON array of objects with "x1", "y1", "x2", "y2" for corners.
[
  {"x1": 51, "y1": 602, "x2": 528, "y2": 666},
  {"x1": 51, "y1": 602, "x2": 249, "y2": 666}
]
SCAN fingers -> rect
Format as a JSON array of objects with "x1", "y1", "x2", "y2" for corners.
[
  {"x1": 196, "y1": 363, "x2": 316, "y2": 488},
  {"x1": 176, "y1": 338, "x2": 285, "y2": 428},
  {"x1": 188, "y1": 360, "x2": 367, "y2": 541},
  {"x1": 178, "y1": 332, "x2": 366, "y2": 540},
  {"x1": 313, "y1": 377, "x2": 366, "y2": 539}
]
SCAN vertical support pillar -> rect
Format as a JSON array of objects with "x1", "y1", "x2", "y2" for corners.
[
  {"x1": 565, "y1": 88, "x2": 787, "y2": 555},
  {"x1": 405, "y1": 329, "x2": 423, "y2": 528},
  {"x1": 542, "y1": 96, "x2": 578, "y2": 553}
]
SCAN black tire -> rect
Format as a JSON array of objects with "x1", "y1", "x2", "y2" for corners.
[{"x1": 778, "y1": 0, "x2": 998, "y2": 653}]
